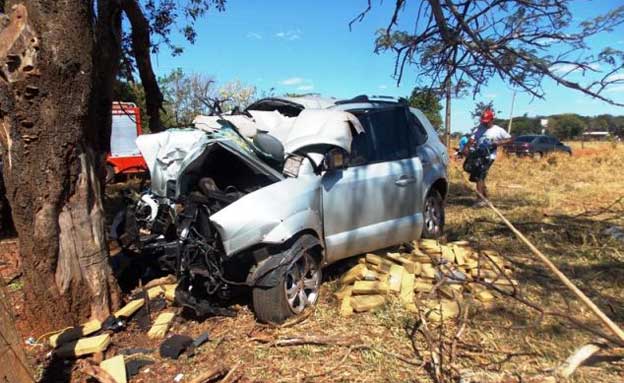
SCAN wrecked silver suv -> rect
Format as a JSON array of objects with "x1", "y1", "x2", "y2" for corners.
[{"x1": 128, "y1": 96, "x2": 448, "y2": 323}]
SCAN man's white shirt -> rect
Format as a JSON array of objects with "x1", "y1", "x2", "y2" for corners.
[{"x1": 471, "y1": 124, "x2": 510, "y2": 159}]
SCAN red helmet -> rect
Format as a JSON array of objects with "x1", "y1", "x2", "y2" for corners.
[{"x1": 480, "y1": 109, "x2": 494, "y2": 123}]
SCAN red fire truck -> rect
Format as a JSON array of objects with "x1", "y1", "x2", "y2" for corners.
[{"x1": 106, "y1": 102, "x2": 148, "y2": 181}]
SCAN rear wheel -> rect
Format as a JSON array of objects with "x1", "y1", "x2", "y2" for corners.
[
  {"x1": 422, "y1": 190, "x2": 444, "y2": 239},
  {"x1": 252, "y1": 242, "x2": 322, "y2": 324}
]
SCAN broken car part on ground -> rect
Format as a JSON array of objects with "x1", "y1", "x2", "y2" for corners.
[{"x1": 112, "y1": 95, "x2": 449, "y2": 324}]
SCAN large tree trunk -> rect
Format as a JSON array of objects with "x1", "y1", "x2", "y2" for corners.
[{"x1": 0, "y1": 2, "x2": 120, "y2": 330}]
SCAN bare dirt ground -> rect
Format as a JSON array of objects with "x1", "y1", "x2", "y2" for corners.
[{"x1": 3, "y1": 141, "x2": 624, "y2": 382}]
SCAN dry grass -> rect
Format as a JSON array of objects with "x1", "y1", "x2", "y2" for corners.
[{"x1": 41, "y1": 142, "x2": 624, "y2": 382}]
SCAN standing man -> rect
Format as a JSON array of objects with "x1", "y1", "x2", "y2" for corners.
[{"x1": 463, "y1": 108, "x2": 512, "y2": 206}]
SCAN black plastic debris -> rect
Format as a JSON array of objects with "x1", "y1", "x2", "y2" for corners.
[
  {"x1": 134, "y1": 297, "x2": 168, "y2": 331},
  {"x1": 186, "y1": 331, "x2": 210, "y2": 357},
  {"x1": 125, "y1": 358, "x2": 154, "y2": 377},
  {"x1": 101, "y1": 315, "x2": 125, "y2": 332},
  {"x1": 119, "y1": 347, "x2": 154, "y2": 356},
  {"x1": 159, "y1": 334, "x2": 193, "y2": 360}
]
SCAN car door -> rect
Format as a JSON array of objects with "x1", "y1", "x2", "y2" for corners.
[
  {"x1": 321, "y1": 106, "x2": 423, "y2": 263},
  {"x1": 534, "y1": 137, "x2": 547, "y2": 153}
]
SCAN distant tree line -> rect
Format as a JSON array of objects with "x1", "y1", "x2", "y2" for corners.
[{"x1": 494, "y1": 113, "x2": 624, "y2": 140}]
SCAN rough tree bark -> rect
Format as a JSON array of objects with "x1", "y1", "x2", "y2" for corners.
[{"x1": 0, "y1": 2, "x2": 120, "y2": 330}]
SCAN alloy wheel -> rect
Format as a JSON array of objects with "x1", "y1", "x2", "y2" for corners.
[
  {"x1": 425, "y1": 196, "x2": 442, "y2": 236},
  {"x1": 283, "y1": 251, "x2": 321, "y2": 314}
]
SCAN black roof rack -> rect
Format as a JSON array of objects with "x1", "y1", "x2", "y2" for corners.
[{"x1": 335, "y1": 94, "x2": 408, "y2": 105}]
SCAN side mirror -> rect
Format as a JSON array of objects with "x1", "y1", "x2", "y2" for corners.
[{"x1": 324, "y1": 147, "x2": 348, "y2": 171}]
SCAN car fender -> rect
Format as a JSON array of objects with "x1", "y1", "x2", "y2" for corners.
[
  {"x1": 210, "y1": 175, "x2": 323, "y2": 256},
  {"x1": 262, "y1": 209, "x2": 323, "y2": 244},
  {"x1": 248, "y1": 234, "x2": 321, "y2": 288}
]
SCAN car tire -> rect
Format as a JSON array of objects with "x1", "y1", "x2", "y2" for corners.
[
  {"x1": 252, "y1": 238, "x2": 322, "y2": 324},
  {"x1": 422, "y1": 190, "x2": 445, "y2": 239}
]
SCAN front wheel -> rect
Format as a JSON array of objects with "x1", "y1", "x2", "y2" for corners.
[
  {"x1": 422, "y1": 190, "x2": 445, "y2": 239},
  {"x1": 252, "y1": 243, "x2": 322, "y2": 324}
]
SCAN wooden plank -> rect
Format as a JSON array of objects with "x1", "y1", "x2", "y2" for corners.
[
  {"x1": 400, "y1": 273, "x2": 415, "y2": 305},
  {"x1": 350, "y1": 295, "x2": 385, "y2": 312},
  {"x1": 114, "y1": 299, "x2": 144, "y2": 319},
  {"x1": 388, "y1": 264, "x2": 404, "y2": 293},
  {"x1": 100, "y1": 355, "x2": 127, "y2": 383},
  {"x1": 49, "y1": 319, "x2": 102, "y2": 348},
  {"x1": 147, "y1": 312, "x2": 176, "y2": 339},
  {"x1": 55, "y1": 334, "x2": 111, "y2": 358},
  {"x1": 352, "y1": 280, "x2": 389, "y2": 295}
]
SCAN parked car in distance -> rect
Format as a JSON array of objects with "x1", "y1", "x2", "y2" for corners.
[{"x1": 504, "y1": 135, "x2": 572, "y2": 157}]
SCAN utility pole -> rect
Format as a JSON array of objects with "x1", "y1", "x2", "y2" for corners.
[
  {"x1": 507, "y1": 89, "x2": 517, "y2": 134},
  {"x1": 444, "y1": 79, "x2": 451, "y2": 149}
]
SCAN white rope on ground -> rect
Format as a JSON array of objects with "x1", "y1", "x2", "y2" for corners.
[{"x1": 470, "y1": 187, "x2": 624, "y2": 345}]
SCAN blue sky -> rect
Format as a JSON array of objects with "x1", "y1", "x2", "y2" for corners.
[{"x1": 151, "y1": 0, "x2": 624, "y2": 133}]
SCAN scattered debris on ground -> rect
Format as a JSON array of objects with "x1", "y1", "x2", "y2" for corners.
[{"x1": 336, "y1": 239, "x2": 517, "y2": 321}]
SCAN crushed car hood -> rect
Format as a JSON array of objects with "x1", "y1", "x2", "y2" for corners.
[{"x1": 136, "y1": 127, "x2": 282, "y2": 198}]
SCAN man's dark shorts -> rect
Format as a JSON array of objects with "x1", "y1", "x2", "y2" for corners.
[{"x1": 463, "y1": 152, "x2": 494, "y2": 182}]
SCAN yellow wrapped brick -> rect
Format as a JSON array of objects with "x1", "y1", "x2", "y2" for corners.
[
  {"x1": 388, "y1": 264, "x2": 405, "y2": 293},
  {"x1": 340, "y1": 290, "x2": 354, "y2": 317},
  {"x1": 425, "y1": 300, "x2": 460, "y2": 322},
  {"x1": 352, "y1": 280, "x2": 389, "y2": 295},
  {"x1": 421, "y1": 263, "x2": 436, "y2": 279},
  {"x1": 351, "y1": 295, "x2": 385, "y2": 312},
  {"x1": 340, "y1": 264, "x2": 368, "y2": 285},
  {"x1": 148, "y1": 312, "x2": 176, "y2": 339},
  {"x1": 413, "y1": 279, "x2": 434, "y2": 293},
  {"x1": 400, "y1": 273, "x2": 415, "y2": 305}
]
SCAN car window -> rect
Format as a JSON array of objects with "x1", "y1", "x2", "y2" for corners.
[
  {"x1": 408, "y1": 113, "x2": 428, "y2": 149},
  {"x1": 515, "y1": 136, "x2": 535, "y2": 143},
  {"x1": 349, "y1": 128, "x2": 375, "y2": 166},
  {"x1": 366, "y1": 107, "x2": 411, "y2": 162}
]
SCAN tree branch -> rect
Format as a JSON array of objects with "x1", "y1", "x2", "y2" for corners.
[{"x1": 121, "y1": 0, "x2": 164, "y2": 132}]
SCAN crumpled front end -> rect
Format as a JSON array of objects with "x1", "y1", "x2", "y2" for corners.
[{"x1": 209, "y1": 174, "x2": 324, "y2": 257}]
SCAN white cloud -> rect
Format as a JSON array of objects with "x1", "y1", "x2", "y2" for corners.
[
  {"x1": 378, "y1": 85, "x2": 388, "y2": 90},
  {"x1": 280, "y1": 77, "x2": 314, "y2": 91},
  {"x1": 605, "y1": 84, "x2": 624, "y2": 93},
  {"x1": 246, "y1": 32, "x2": 263, "y2": 40},
  {"x1": 550, "y1": 63, "x2": 600, "y2": 75},
  {"x1": 606, "y1": 73, "x2": 624, "y2": 82},
  {"x1": 275, "y1": 29, "x2": 302, "y2": 41},
  {"x1": 280, "y1": 77, "x2": 305, "y2": 86}
]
